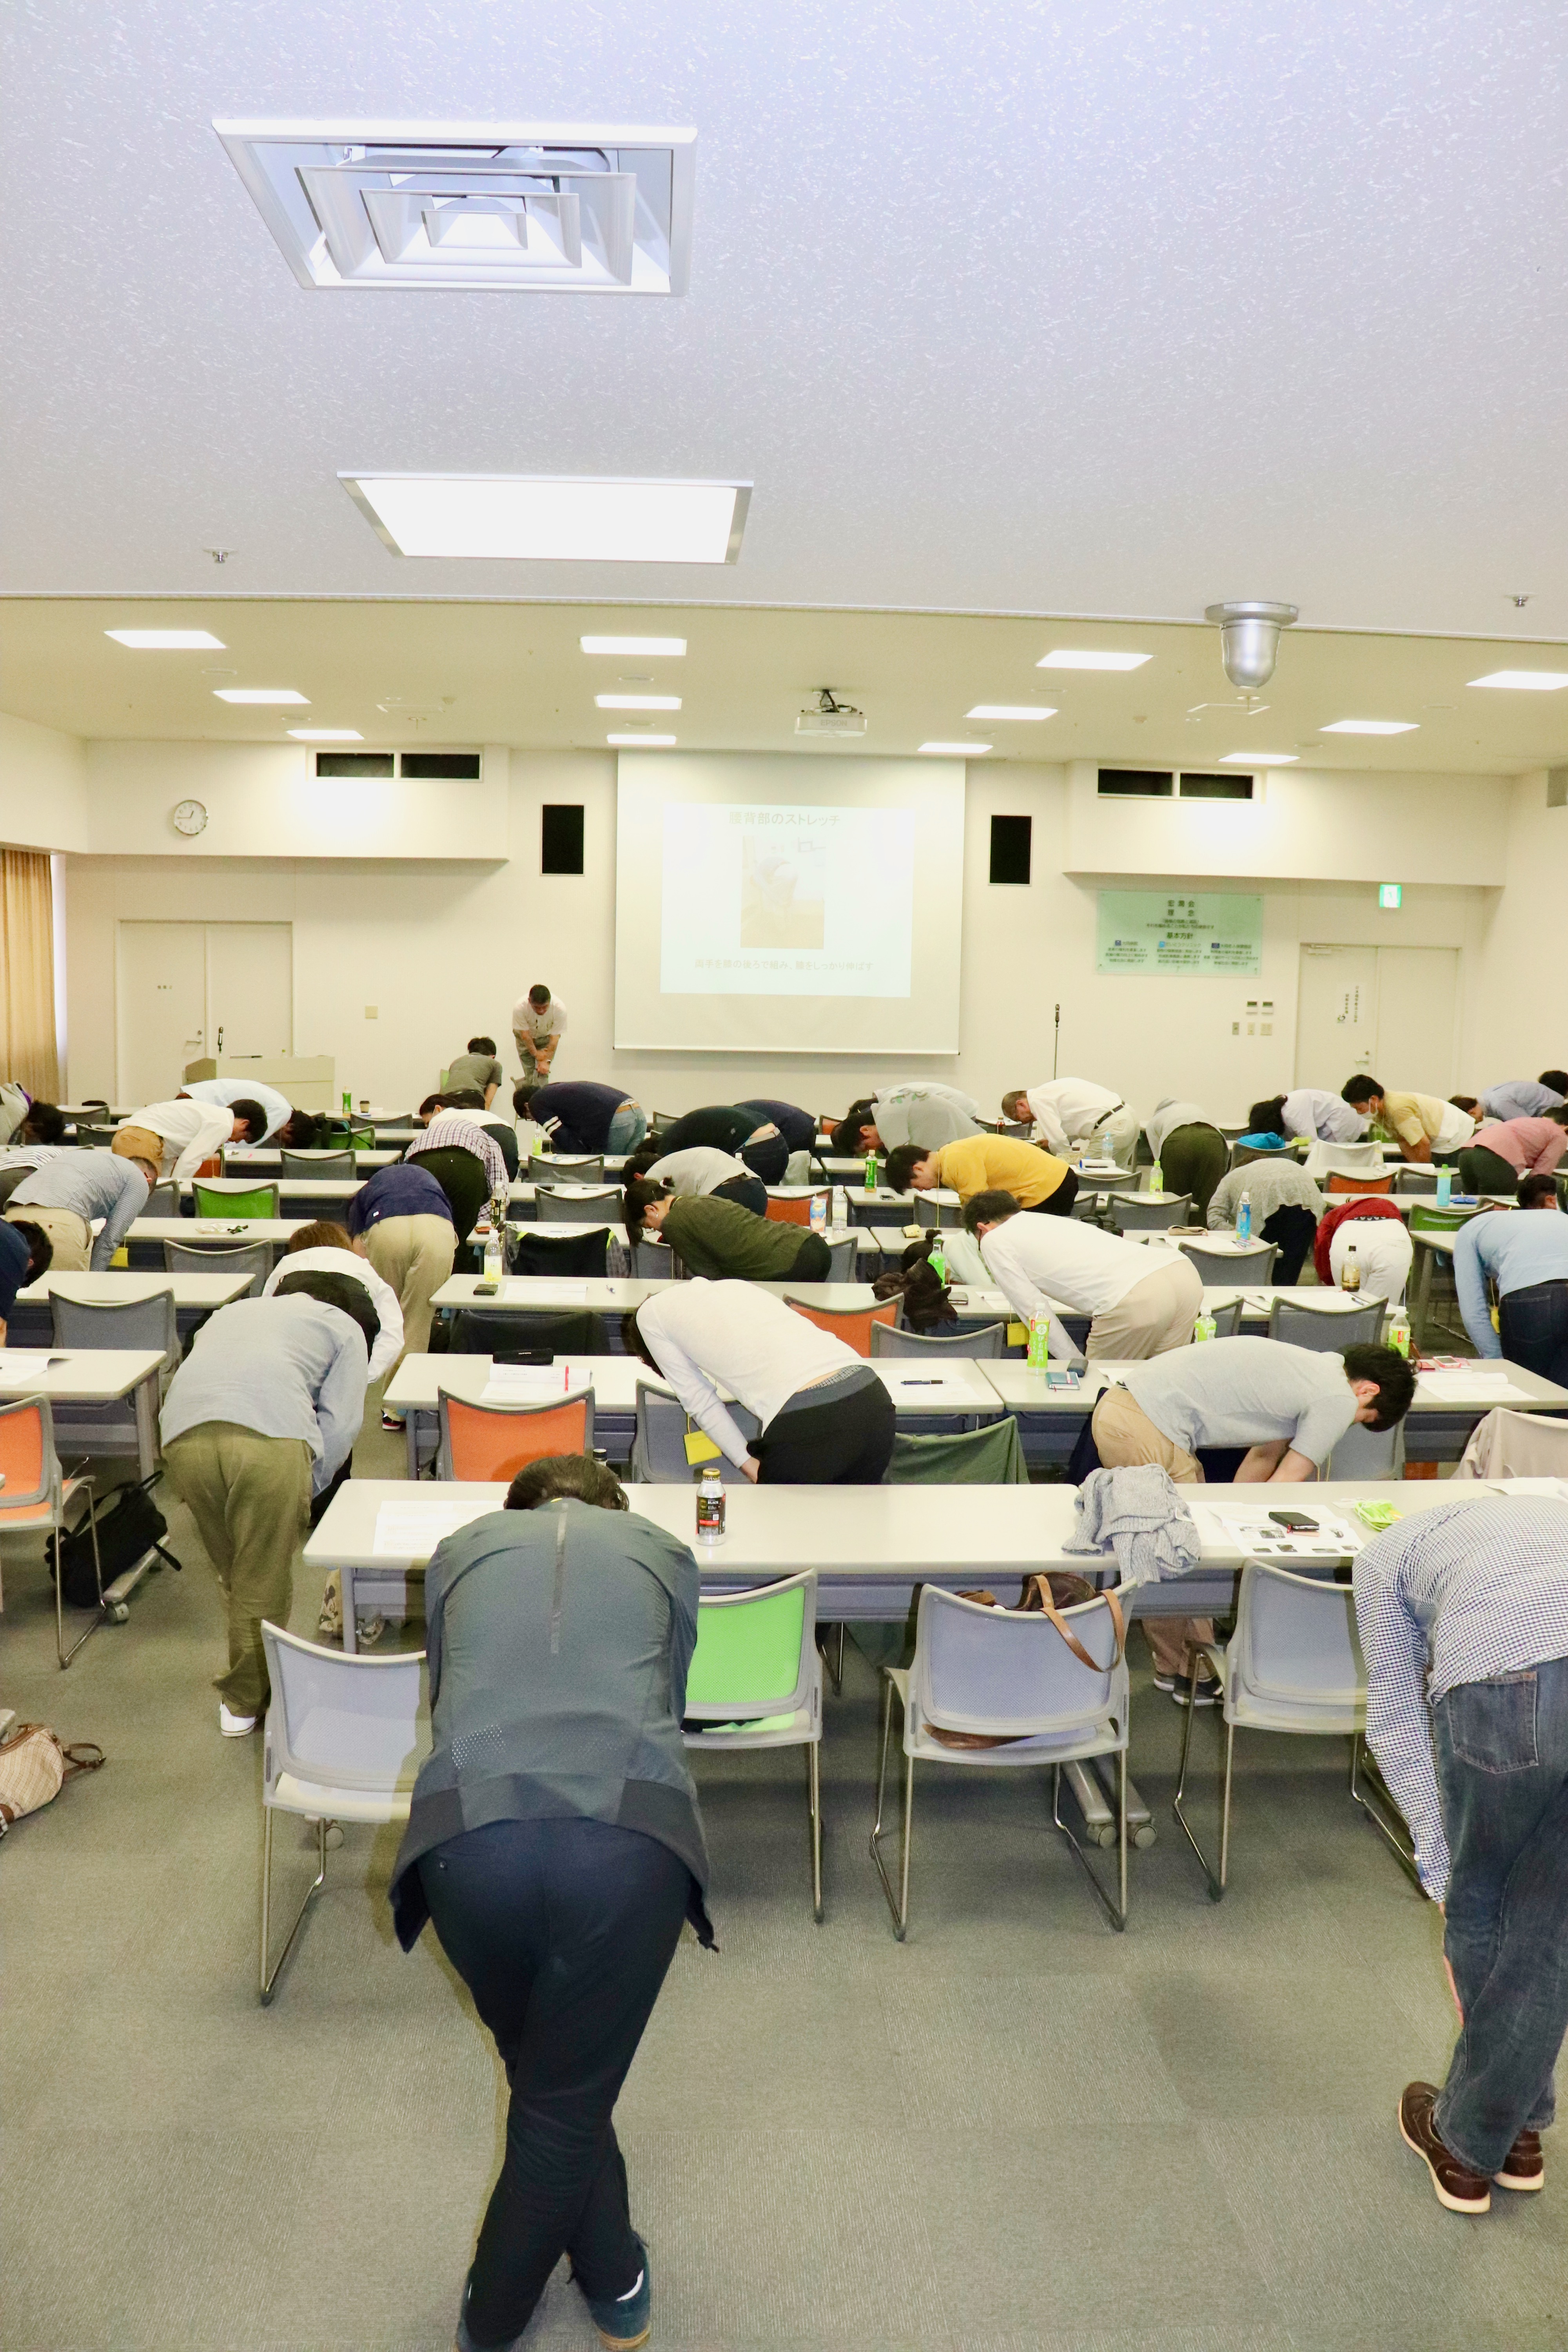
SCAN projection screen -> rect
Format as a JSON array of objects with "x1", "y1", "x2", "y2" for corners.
[{"x1": 613, "y1": 751, "x2": 965, "y2": 1053}]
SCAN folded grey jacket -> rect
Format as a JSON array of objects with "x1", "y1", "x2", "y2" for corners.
[{"x1": 1063, "y1": 1465, "x2": 1201, "y2": 1590}]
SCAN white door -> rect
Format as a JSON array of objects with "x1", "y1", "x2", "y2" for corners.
[
  {"x1": 116, "y1": 924, "x2": 208, "y2": 1107},
  {"x1": 116, "y1": 922, "x2": 293, "y2": 1098},
  {"x1": 206, "y1": 924, "x2": 293, "y2": 1059},
  {"x1": 1295, "y1": 946, "x2": 1379, "y2": 1091}
]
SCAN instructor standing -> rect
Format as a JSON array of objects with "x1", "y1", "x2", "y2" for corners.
[{"x1": 512, "y1": 984, "x2": 566, "y2": 1082}]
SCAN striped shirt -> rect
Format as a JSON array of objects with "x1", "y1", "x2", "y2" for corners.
[
  {"x1": 407, "y1": 1113, "x2": 508, "y2": 1199},
  {"x1": 1352, "y1": 1497, "x2": 1568, "y2": 1899}
]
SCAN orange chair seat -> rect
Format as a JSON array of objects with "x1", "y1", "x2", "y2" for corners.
[
  {"x1": 1327, "y1": 1172, "x2": 1395, "y2": 1196},
  {"x1": 785, "y1": 1299, "x2": 897, "y2": 1358},
  {"x1": 445, "y1": 1394, "x2": 589, "y2": 1481},
  {"x1": 765, "y1": 1194, "x2": 824, "y2": 1226}
]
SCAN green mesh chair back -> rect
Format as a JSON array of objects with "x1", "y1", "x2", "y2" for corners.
[
  {"x1": 684, "y1": 1575, "x2": 813, "y2": 1716},
  {"x1": 885, "y1": 1420, "x2": 1030, "y2": 1484},
  {"x1": 192, "y1": 1181, "x2": 280, "y2": 1221},
  {"x1": 1409, "y1": 1203, "x2": 1472, "y2": 1233}
]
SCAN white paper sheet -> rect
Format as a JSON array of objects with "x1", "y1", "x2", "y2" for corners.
[
  {"x1": 1417, "y1": 1372, "x2": 1537, "y2": 1403},
  {"x1": 499, "y1": 1278, "x2": 588, "y2": 1300},
  {"x1": 1199, "y1": 1504, "x2": 1362, "y2": 1561},
  {"x1": 0, "y1": 1352, "x2": 67, "y2": 1381},
  {"x1": 373, "y1": 1499, "x2": 497, "y2": 1557}
]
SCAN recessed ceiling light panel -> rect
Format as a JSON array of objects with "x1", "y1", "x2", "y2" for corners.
[
  {"x1": 919, "y1": 741, "x2": 991, "y2": 756},
  {"x1": 105, "y1": 628, "x2": 226, "y2": 650},
  {"x1": 580, "y1": 635, "x2": 687, "y2": 656},
  {"x1": 607, "y1": 732, "x2": 676, "y2": 746},
  {"x1": 1223, "y1": 750, "x2": 1296, "y2": 764},
  {"x1": 213, "y1": 687, "x2": 309, "y2": 704},
  {"x1": 1320, "y1": 719, "x2": 1418, "y2": 735},
  {"x1": 215, "y1": 120, "x2": 695, "y2": 294},
  {"x1": 967, "y1": 705, "x2": 1057, "y2": 721},
  {"x1": 289, "y1": 728, "x2": 363, "y2": 741},
  {"x1": 1037, "y1": 649, "x2": 1151, "y2": 671},
  {"x1": 341, "y1": 474, "x2": 749, "y2": 563},
  {"x1": 1468, "y1": 670, "x2": 1568, "y2": 691},
  {"x1": 595, "y1": 693, "x2": 681, "y2": 710}
]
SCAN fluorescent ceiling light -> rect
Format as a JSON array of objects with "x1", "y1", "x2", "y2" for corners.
[
  {"x1": 919, "y1": 740, "x2": 991, "y2": 756},
  {"x1": 595, "y1": 693, "x2": 681, "y2": 710},
  {"x1": 340, "y1": 474, "x2": 750, "y2": 563},
  {"x1": 966, "y1": 704, "x2": 1057, "y2": 722},
  {"x1": 580, "y1": 634, "x2": 686, "y2": 656},
  {"x1": 607, "y1": 732, "x2": 677, "y2": 747},
  {"x1": 1223, "y1": 750, "x2": 1296, "y2": 765},
  {"x1": 213, "y1": 687, "x2": 309, "y2": 704},
  {"x1": 1320, "y1": 719, "x2": 1418, "y2": 735},
  {"x1": 1468, "y1": 670, "x2": 1568, "y2": 691},
  {"x1": 1037, "y1": 649, "x2": 1151, "y2": 671},
  {"x1": 288, "y1": 728, "x2": 363, "y2": 741},
  {"x1": 105, "y1": 628, "x2": 226, "y2": 650}
]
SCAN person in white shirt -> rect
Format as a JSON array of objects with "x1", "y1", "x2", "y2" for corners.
[
  {"x1": 512, "y1": 985, "x2": 566, "y2": 1081},
  {"x1": 965, "y1": 1189, "x2": 1202, "y2": 1360},
  {"x1": 625, "y1": 1280, "x2": 896, "y2": 1483},
  {"x1": 260, "y1": 1220, "x2": 405, "y2": 1381},
  {"x1": 178, "y1": 1076, "x2": 307, "y2": 1146},
  {"x1": 113, "y1": 1096, "x2": 267, "y2": 1183},
  {"x1": 1001, "y1": 1080, "x2": 1140, "y2": 1171},
  {"x1": 638, "y1": 1145, "x2": 767, "y2": 1216},
  {"x1": 1279, "y1": 1087, "x2": 1368, "y2": 1144}
]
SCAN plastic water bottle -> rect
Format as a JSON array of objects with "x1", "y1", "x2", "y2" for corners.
[
  {"x1": 1027, "y1": 1309, "x2": 1051, "y2": 1369},
  {"x1": 1237, "y1": 1189, "x2": 1252, "y2": 1244},
  {"x1": 864, "y1": 1149, "x2": 878, "y2": 1194},
  {"x1": 1194, "y1": 1311, "x2": 1217, "y2": 1343},
  {"x1": 1341, "y1": 1241, "x2": 1361, "y2": 1293},
  {"x1": 832, "y1": 1185, "x2": 848, "y2": 1230},
  {"x1": 695, "y1": 1465, "x2": 726, "y2": 1543},
  {"x1": 928, "y1": 1238, "x2": 948, "y2": 1284},
  {"x1": 809, "y1": 1192, "x2": 827, "y2": 1234},
  {"x1": 1150, "y1": 1158, "x2": 1164, "y2": 1196},
  {"x1": 1387, "y1": 1304, "x2": 1411, "y2": 1357},
  {"x1": 1436, "y1": 1166, "x2": 1453, "y2": 1207},
  {"x1": 483, "y1": 1224, "x2": 504, "y2": 1283}
]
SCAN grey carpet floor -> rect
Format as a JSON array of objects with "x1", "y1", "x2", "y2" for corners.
[{"x1": 3, "y1": 1397, "x2": 1564, "y2": 2352}]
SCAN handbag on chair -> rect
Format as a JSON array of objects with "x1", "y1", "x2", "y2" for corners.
[{"x1": 924, "y1": 1573, "x2": 1126, "y2": 1746}]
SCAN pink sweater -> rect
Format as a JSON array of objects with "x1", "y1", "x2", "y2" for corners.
[{"x1": 1470, "y1": 1118, "x2": 1568, "y2": 1174}]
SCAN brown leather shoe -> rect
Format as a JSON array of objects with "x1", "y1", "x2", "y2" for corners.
[
  {"x1": 1399, "y1": 2082, "x2": 1491, "y2": 2212},
  {"x1": 1494, "y1": 2128, "x2": 1545, "y2": 2192}
]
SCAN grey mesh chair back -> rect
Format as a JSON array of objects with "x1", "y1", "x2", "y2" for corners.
[
  {"x1": 162, "y1": 1239, "x2": 272, "y2": 1295},
  {"x1": 535, "y1": 1186, "x2": 620, "y2": 1225},
  {"x1": 145, "y1": 1181, "x2": 179, "y2": 1218},
  {"x1": 1394, "y1": 1165, "x2": 1440, "y2": 1195},
  {"x1": 1267, "y1": 1296, "x2": 1385, "y2": 1350},
  {"x1": 1230, "y1": 1142, "x2": 1292, "y2": 1170},
  {"x1": 627, "y1": 1236, "x2": 678, "y2": 1278},
  {"x1": 1110, "y1": 1193, "x2": 1191, "y2": 1232},
  {"x1": 999, "y1": 1119, "x2": 1033, "y2": 1142},
  {"x1": 1230, "y1": 1562, "x2": 1364, "y2": 1723},
  {"x1": 819, "y1": 1234, "x2": 857, "y2": 1280},
  {"x1": 280, "y1": 1149, "x2": 356, "y2": 1178},
  {"x1": 1178, "y1": 1240, "x2": 1278, "y2": 1287},
  {"x1": 51, "y1": 1288, "x2": 179, "y2": 1372},
  {"x1": 534, "y1": 1155, "x2": 604, "y2": 1185},
  {"x1": 1209, "y1": 1297, "x2": 1245, "y2": 1337},
  {"x1": 1323, "y1": 1414, "x2": 1405, "y2": 1480},
  {"x1": 916, "y1": 1585, "x2": 1125, "y2": 1744},
  {"x1": 871, "y1": 1318, "x2": 1005, "y2": 1358},
  {"x1": 630, "y1": 1382, "x2": 760, "y2": 1483},
  {"x1": 76, "y1": 1123, "x2": 119, "y2": 1148}
]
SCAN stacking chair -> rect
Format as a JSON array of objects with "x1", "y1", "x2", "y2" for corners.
[
  {"x1": 630, "y1": 1383, "x2": 760, "y2": 1483},
  {"x1": 0, "y1": 1395, "x2": 104, "y2": 1668},
  {"x1": 162, "y1": 1238, "x2": 272, "y2": 1296},
  {"x1": 683, "y1": 1572, "x2": 824, "y2": 1919},
  {"x1": 532, "y1": 1155, "x2": 604, "y2": 1185},
  {"x1": 1394, "y1": 1165, "x2": 1440, "y2": 1196},
  {"x1": 436, "y1": 1386, "x2": 596, "y2": 1480},
  {"x1": 258, "y1": 1622, "x2": 425, "y2": 2001},
  {"x1": 1209, "y1": 1297, "x2": 1245, "y2": 1336},
  {"x1": 1410, "y1": 1203, "x2": 1472, "y2": 1234},
  {"x1": 765, "y1": 1192, "x2": 826, "y2": 1226},
  {"x1": 785, "y1": 1298, "x2": 898, "y2": 1356},
  {"x1": 279, "y1": 1149, "x2": 356, "y2": 1178},
  {"x1": 627, "y1": 1236, "x2": 678, "y2": 1279},
  {"x1": 51, "y1": 1288, "x2": 180, "y2": 1379},
  {"x1": 1323, "y1": 1415, "x2": 1406, "y2": 1479},
  {"x1": 1230, "y1": 1142, "x2": 1291, "y2": 1171},
  {"x1": 1109, "y1": 1192, "x2": 1192, "y2": 1232},
  {"x1": 872, "y1": 1584, "x2": 1130, "y2": 1937},
  {"x1": 884, "y1": 1419, "x2": 1029, "y2": 1483},
  {"x1": 509, "y1": 1227, "x2": 610, "y2": 1280},
  {"x1": 998, "y1": 1119, "x2": 1033, "y2": 1142},
  {"x1": 1266, "y1": 1296, "x2": 1385, "y2": 1349},
  {"x1": 871, "y1": 1319, "x2": 1005, "y2": 1358},
  {"x1": 75, "y1": 1123, "x2": 119, "y2": 1149},
  {"x1": 1327, "y1": 1171, "x2": 1394, "y2": 1196},
  {"x1": 1177, "y1": 1239, "x2": 1279, "y2": 1288},
  {"x1": 192, "y1": 1179, "x2": 281, "y2": 1221},
  {"x1": 534, "y1": 1186, "x2": 620, "y2": 1225},
  {"x1": 145, "y1": 1181, "x2": 179, "y2": 1219},
  {"x1": 1455, "y1": 1404, "x2": 1568, "y2": 1479},
  {"x1": 818, "y1": 1235, "x2": 858, "y2": 1280},
  {"x1": 1171, "y1": 1559, "x2": 1405, "y2": 1899},
  {"x1": 449, "y1": 1305, "x2": 605, "y2": 1358}
]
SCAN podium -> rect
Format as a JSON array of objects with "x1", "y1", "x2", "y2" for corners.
[{"x1": 182, "y1": 1055, "x2": 336, "y2": 1111}]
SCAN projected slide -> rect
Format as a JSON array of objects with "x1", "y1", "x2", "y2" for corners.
[{"x1": 659, "y1": 802, "x2": 915, "y2": 998}]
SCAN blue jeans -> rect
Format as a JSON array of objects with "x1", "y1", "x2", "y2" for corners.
[
  {"x1": 1431, "y1": 1651, "x2": 1568, "y2": 2174},
  {"x1": 605, "y1": 1104, "x2": 647, "y2": 1157},
  {"x1": 1497, "y1": 1279, "x2": 1568, "y2": 1388},
  {"x1": 421, "y1": 1817, "x2": 692, "y2": 2352}
]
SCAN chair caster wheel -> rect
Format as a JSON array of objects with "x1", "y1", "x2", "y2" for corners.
[
  {"x1": 107, "y1": 1603, "x2": 130, "y2": 1625},
  {"x1": 1133, "y1": 1824, "x2": 1157, "y2": 1851}
]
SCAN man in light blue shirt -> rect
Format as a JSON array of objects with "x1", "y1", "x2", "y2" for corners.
[
  {"x1": 1452, "y1": 1180, "x2": 1568, "y2": 1382},
  {"x1": 1479, "y1": 1072, "x2": 1568, "y2": 1123},
  {"x1": 4, "y1": 1149, "x2": 151, "y2": 1271},
  {"x1": 1281, "y1": 1086, "x2": 1368, "y2": 1142}
]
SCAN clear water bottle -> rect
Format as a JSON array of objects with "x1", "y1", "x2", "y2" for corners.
[
  {"x1": 1341, "y1": 1241, "x2": 1361, "y2": 1292},
  {"x1": 809, "y1": 1192, "x2": 827, "y2": 1234},
  {"x1": 696, "y1": 1464, "x2": 726, "y2": 1542},
  {"x1": 1027, "y1": 1309, "x2": 1051, "y2": 1368},
  {"x1": 1237, "y1": 1189, "x2": 1252, "y2": 1243},
  {"x1": 864, "y1": 1149, "x2": 878, "y2": 1194},
  {"x1": 1194, "y1": 1311, "x2": 1217, "y2": 1343},
  {"x1": 483, "y1": 1224, "x2": 504, "y2": 1283},
  {"x1": 832, "y1": 1184, "x2": 848, "y2": 1230},
  {"x1": 1387, "y1": 1304, "x2": 1411, "y2": 1357},
  {"x1": 1436, "y1": 1166, "x2": 1453, "y2": 1207}
]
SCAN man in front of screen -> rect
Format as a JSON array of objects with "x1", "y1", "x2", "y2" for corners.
[
  {"x1": 1091, "y1": 1336, "x2": 1415, "y2": 1703},
  {"x1": 833, "y1": 1083, "x2": 982, "y2": 1156},
  {"x1": 1001, "y1": 1078, "x2": 1140, "y2": 1172},
  {"x1": 884, "y1": 1134, "x2": 1076, "y2": 1216},
  {"x1": 512, "y1": 984, "x2": 565, "y2": 1082}
]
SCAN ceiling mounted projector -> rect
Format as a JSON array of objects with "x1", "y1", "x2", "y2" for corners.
[
  {"x1": 1205, "y1": 600, "x2": 1299, "y2": 691},
  {"x1": 795, "y1": 688, "x2": 865, "y2": 739}
]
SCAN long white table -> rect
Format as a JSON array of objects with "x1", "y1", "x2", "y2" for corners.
[
  {"x1": 125, "y1": 1215, "x2": 310, "y2": 1271},
  {"x1": 11, "y1": 1268, "x2": 253, "y2": 1345},
  {"x1": 0, "y1": 1347, "x2": 167, "y2": 1477}
]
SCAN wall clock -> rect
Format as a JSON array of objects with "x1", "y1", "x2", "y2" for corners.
[{"x1": 172, "y1": 799, "x2": 207, "y2": 837}]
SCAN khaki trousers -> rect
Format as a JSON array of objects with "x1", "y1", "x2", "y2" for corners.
[
  {"x1": 5, "y1": 1205, "x2": 90, "y2": 1271},
  {"x1": 113, "y1": 1125, "x2": 166, "y2": 1176},
  {"x1": 1085, "y1": 1256, "x2": 1204, "y2": 1361},
  {"x1": 1089, "y1": 1385, "x2": 1212, "y2": 1679},
  {"x1": 362, "y1": 1212, "x2": 456, "y2": 1365},
  {"x1": 164, "y1": 1423, "x2": 313, "y2": 1715}
]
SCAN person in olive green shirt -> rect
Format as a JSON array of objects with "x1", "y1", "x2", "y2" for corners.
[
  {"x1": 622, "y1": 1175, "x2": 832, "y2": 1280},
  {"x1": 883, "y1": 1133, "x2": 1077, "y2": 1216}
]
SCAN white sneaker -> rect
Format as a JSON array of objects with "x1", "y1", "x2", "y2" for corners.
[{"x1": 219, "y1": 1702, "x2": 258, "y2": 1737}]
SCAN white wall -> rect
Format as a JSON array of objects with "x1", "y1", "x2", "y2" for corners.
[
  {"x1": 0, "y1": 711, "x2": 90, "y2": 853},
  {"x1": 84, "y1": 741, "x2": 510, "y2": 860},
  {"x1": 1470, "y1": 771, "x2": 1568, "y2": 1087},
  {"x1": 62, "y1": 746, "x2": 1511, "y2": 1120}
]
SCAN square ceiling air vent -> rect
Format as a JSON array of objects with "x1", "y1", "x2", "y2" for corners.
[{"x1": 214, "y1": 120, "x2": 695, "y2": 294}]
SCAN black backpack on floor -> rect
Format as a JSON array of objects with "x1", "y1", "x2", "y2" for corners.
[{"x1": 49, "y1": 1480, "x2": 177, "y2": 1609}]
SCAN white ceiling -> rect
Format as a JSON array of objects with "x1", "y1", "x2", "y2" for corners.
[{"x1": 5, "y1": 2, "x2": 1568, "y2": 638}]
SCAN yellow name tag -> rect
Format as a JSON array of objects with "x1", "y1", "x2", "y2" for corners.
[
  {"x1": 684, "y1": 1429, "x2": 722, "y2": 1466},
  {"x1": 1007, "y1": 1322, "x2": 1027, "y2": 1346}
]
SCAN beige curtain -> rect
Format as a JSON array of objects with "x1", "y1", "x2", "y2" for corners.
[{"x1": 0, "y1": 850, "x2": 60, "y2": 1100}]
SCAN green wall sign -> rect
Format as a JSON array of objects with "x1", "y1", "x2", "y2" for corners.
[{"x1": 1096, "y1": 890, "x2": 1263, "y2": 975}]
